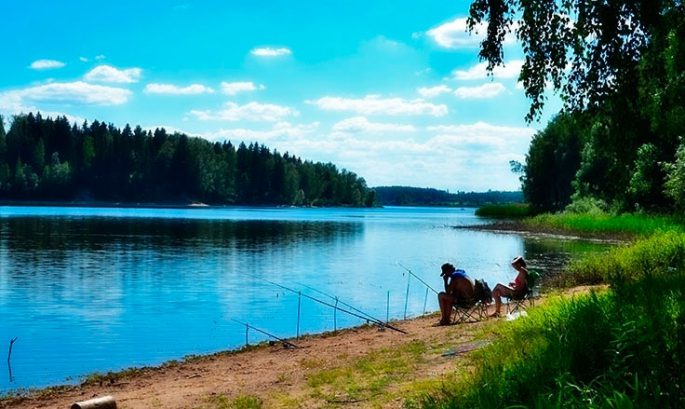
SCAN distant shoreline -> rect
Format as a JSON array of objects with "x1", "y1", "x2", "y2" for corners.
[{"x1": 0, "y1": 200, "x2": 215, "y2": 209}]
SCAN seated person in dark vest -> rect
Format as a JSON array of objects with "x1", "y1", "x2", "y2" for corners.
[{"x1": 437, "y1": 262, "x2": 475, "y2": 325}]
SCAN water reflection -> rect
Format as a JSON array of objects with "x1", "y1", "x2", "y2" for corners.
[
  {"x1": 1, "y1": 217, "x2": 362, "y2": 254},
  {"x1": 522, "y1": 235, "x2": 611, "y2": 276}
]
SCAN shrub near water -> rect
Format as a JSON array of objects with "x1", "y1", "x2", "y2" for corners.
[{"x1": 475, "y1": 204, "x2": 532, "y2": 218}]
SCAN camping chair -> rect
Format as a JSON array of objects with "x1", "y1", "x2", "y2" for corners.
[
  {"x1": 452, "y1": 298, "x2": 488, "y2": 324},
  {"x1": 505, "y1": 270, "x2": 541, "y2": 314}
]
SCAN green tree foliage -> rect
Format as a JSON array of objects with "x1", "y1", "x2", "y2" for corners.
[
  {"x1": 627, "y1": 143, "x2": 664, "y2": 210},
  {"x1": 470, "y1": 0, "x2": 685, "y2": 211},
  {"x1": 663, "y1": 140, "x2": 685, "y2": 210},
  {"x1": 521, "y1": 113, "x2": 583, "y2": 212},
  {"x1": 468, "y1": 0, "x2": 678, "y2": 121},
  {"x1": 0, "y1": 113, "x2": 375, "y2": 207}
]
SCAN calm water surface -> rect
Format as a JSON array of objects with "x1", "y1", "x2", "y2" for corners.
[{"x1": 0, "y1": 206, "x2": 608, "y2": 391}]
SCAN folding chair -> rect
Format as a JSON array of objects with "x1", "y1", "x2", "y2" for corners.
[
  {"x1": 452, "y1": 298, "x2": 488, "y2": 324},
  {"x1": 505, "y1": 283, "x2": 540, "y2": 315}
]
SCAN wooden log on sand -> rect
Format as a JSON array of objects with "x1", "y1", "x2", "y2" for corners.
[{"x1": 71, "y1": 395, "x2": 117, "y2": 409}]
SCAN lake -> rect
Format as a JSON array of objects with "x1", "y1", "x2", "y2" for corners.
[{"x1": 0, "y1": 206, "x2": 607, "y2": 392}]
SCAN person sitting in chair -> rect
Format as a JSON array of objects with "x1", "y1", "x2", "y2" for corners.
[
  {"x1": 490, "y1": 256, "x2": 528, "y2": 317},
  {"x1": 437, "y1": 262, "x2": 475, "y2": 326}
]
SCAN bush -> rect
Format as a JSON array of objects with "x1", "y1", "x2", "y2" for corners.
[
  {"x1": 564, "y1": 196, "x2": 608, "y2": 214},
  {"x1": 475, "y1": 204, "x2": 532, "y2": 218}
]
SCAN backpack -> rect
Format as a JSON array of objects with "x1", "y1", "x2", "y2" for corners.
[
  {"x1": 474, "y1": 279, "x2": 493, "y2": 304},
  {"x1": 526, "y1": 270, "x2": 540, "y2": 290}
]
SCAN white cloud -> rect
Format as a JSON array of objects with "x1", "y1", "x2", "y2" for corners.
[
  {"x1": 95, "y1": 55, "x2": 106, "y2": 60},
  {"x1": 427, "y1": 17, "x2": 517, "y2": 49},
  {"x1": 355, "y1": 122, "x2": 533, "y2": 188},
  {"x1": 0, "y1": 81, "x2": 131, "y2": 111},
  {"x1": 203, "y1": 122, "x2": 319, "y2": 142},
  {"x1": 220, "y1": 81, "x2": 266, "y2": 95},
  {"x1": 452, "y1": 60, "x2": 523, "y2": 81},
  {"x1": 454, "y1": 82, "x2": 506, "y2": 99},
  {"x1": 427, "y1": 122, "x2": 535, "y2": 139},
  {"x1": 190, "y1": 102, "x2": 298, "y2": 122},
  {"x1": 332, "y1": 117, "x2": 416, "y2": 134},
  {"x1": 29, "y1": 59, "x2": 66, "y2": 70},
  {"x1": 250, "y1": 47, "x2": 292, "y2": 57},
  {"x1": 274, "y1": 121, "x2": 534, "y2": 190},
  {"x1": 144, "y1": 83, "x2": 214, "y2": 95},
  {"x1": 417, "y1": 85, "x2": 452, "y2": 98},
  {"x1": 428, "y1": 134, "x2": 507, "y2": 150},
  {"x1": 84, "y1": 65, "x2": 142, "y2": 83},
  {"x1": 427, "y1": 17, "x2": 480, "y2": 48},
  {"x1": 310, "y1": 95, "x2": 448, "y2": 117},
  {"x1": 79, "y1": 57, "x2": 88, "y2": 62}
]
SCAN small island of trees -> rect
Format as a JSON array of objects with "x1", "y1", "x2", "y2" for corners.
[{"x1": 0, "y1": 113, "x2": 376, "y2": 207}]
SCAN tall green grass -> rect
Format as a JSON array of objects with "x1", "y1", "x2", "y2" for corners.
[
  {"x1": 567, "y1": 230, "x2": 685, "y2": 285},
  {"x1": 419, "y1": 231, "x2": 685, "y2": 408},
  {"x1": 525, "y1": 213, "x2": 683, "y2": 237}
]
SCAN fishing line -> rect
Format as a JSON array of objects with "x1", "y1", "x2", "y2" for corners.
[
  {"x1": 294, "y1": 281, "x2": 380, "y2": 324},
  {"x1": 397, "y1": 262, "x2": 439, "y2": 294}
]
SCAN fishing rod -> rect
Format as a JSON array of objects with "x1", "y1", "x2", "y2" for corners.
[
  {"x1": 231, "y1": 318, "x2": 300, "y2": 349},
  {"x1": 294, "y1": 281, "x2": 381, "y2": 324},
  {"x1": 264, "y1": 279, "x2": 407, "y2": 334},
  {"x1": 397, "y1": 263, "x2": 439, "y2": 295}
]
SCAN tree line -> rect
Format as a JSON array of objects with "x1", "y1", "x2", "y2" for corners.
[
  {"x1": 374, "y1": 186, "x2": 522, "y2": 207},
  {"x1": 0, "y1": 113, "x2": 376, "y2": 207},
  {"x1": 468, "y1": 0, "x2": 685, "y2": 213}
]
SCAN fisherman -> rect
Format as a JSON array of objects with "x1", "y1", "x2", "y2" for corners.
[{"x1": 437, "y1": 262, "x2": 475, "y2": 325}]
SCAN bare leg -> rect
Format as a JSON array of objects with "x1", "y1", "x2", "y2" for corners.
[
  {"x1": 437, "y1": 292, "x2": 454, "y2": 325},
  {"x1": 491, "y1": 284, "x2": 513, "y2": 316}
]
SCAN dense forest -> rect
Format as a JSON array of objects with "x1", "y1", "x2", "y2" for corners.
[
  {"x1": 476, "y1": 0, "x2": 685, "y2": 214},
  {"x1": 0, "y1": 113, "x2": 376, "y2": 206},
  {"x1": 374, "y1": 186, "x2": 522, "y2": 206}
]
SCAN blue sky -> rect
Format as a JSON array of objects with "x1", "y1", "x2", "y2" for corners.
[{"x1": 0, "y1": 0, "x2": 561, "y2": 191}]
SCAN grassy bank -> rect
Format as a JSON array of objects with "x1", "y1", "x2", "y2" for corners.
[
  {"x1": 474, "y1": 204, "x2": 684, "y2": 237},
  {"x1": 421, "y1": 214, "x2": 685, "y2": 408},
  {"x1": 524, "y1": 212, "x2": 683, "y2": 237}
]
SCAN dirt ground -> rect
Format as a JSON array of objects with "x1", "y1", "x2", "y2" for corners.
[{"x1": 0, "y1": 310, "x2": 494, "y2": 409}]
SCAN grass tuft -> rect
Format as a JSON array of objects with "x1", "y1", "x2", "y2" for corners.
[
  {"x1": 475, "y1": 204, "x2": 532, "y2": 218},
  {"x1": 208, "y1": 394, "x2": 262, "y2": 409}
]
